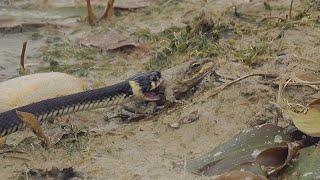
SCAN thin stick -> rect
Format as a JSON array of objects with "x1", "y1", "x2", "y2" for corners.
[
  {"x1": 289, "y1": 0, "x2": 294, "y2": 20},
  {"x1": 86, "y1": 0, "x2": 96, "y2": 26},
  {"x1": 1, "y1": 155, "x2": 30, "y2": 161},
  {"x1": 100, "y1": 0, "x2": 115, "y2": 21},
  {"x1": 207, "y1": 73, "x2": 279, "y2": 99},
  {"x1": 286, "y1": 81, "x2": 320, "y2": 86},
  {"x1": 283, "y1": 78, "x2": 292, "y2": 90},
  {"x1": 259, "y1": 80, "x2": 319, "y2": 90},
  {"x1": 20, "y1": 41, "x2": 27, "y2": 72},
  {"x1": 0, "y1": 149, "x2": 27, "y2": 155}
]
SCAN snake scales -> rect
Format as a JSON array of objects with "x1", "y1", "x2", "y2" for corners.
[{"x1": 0, "y1": 71, "x2": 162, "y2": 138}]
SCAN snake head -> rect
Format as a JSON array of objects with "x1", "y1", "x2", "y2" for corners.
[{"x1": 128, "y1": 71, "x2": 163, "y2": 101}]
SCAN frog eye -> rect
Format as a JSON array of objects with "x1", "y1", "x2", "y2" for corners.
[{"x1": 190, "y1": 62, "x2": 200, "y2": 69}]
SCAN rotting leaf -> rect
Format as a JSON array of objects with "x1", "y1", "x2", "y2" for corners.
[
  {"x1": 255, "y1": 141, "x2": 301, "y2": 176},
  {"x1": 287, "y1": 102, "x2": 320, "y2": 137},
  {"x1": 78, "y1": 31, "x2": 140, "y2": 51},
  {"x1": 178, "y1": 124, "x2": 291, "y2": 176},
  {"x1": 284, "y1": 145, "x2": 320, "y2": 179},
  {"x1": 212, "y1": 170, "x2": 268, "y2": 180}
]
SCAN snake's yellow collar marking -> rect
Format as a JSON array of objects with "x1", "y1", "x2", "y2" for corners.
[
  {"x1": 151, "y1": 78, "x2": 163, "y2": 90},
  {"x1": 129, "y1": 80, "x2": 144, "y2": 99}
]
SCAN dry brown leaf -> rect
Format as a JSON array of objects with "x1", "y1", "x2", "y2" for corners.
[
  {"x1": 295, "y1": 72, "x2": 320, "y2": 82},
  {"x1": 78, "y1": 31, "x2": 139, "y2": 51},
  {"x1": 212, "y1": 171, "x2": 268, "y2": 180},
  {"x1": 255, "y1": 141, "x2": 301, "y2": 175},
  {"x1": 308, "y1": 98, "x2": 320, "y2": 109}
]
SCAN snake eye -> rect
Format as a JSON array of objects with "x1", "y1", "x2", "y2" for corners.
[{"x1": 149, "y1": 71, "x2": 161, "y2": 82}]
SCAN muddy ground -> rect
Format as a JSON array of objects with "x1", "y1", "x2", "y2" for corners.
[{"x1": 0, "y1": 0, "x2": 320, "y2": 179}]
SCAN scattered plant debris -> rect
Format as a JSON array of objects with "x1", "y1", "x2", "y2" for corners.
[
  {"x1": 22, "y1": 166, "x2": 82, "y2": 180},
  {"x1": 179, "y1": 110, "x2": 199, "y2": 124},
  {"x1": 78, "y1": 31, "x2": 140, "y2": 51}
]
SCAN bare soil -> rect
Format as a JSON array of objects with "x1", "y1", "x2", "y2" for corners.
[{"x1": 0, "y1": 0, "x2": 319, "y2": 179}]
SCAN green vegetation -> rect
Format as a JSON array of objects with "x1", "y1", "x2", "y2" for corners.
[
  {"x1": 43, "y1": 37, "x2": 96, "y2": 62},
  {"x1": 40, "y1": 37, "x2": 97, "y2": 76},
  {"x1": 141, "y1": 14, "x2": 228, "y2": 70}
]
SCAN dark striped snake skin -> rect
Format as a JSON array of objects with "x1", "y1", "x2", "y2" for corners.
[{"x1": 0, "y1": 71, "x2": 162, "y2": 138}]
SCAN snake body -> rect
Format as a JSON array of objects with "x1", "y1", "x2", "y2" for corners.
[{"x1": 0, "y1": 71, "x2": 162, "y2": 137}]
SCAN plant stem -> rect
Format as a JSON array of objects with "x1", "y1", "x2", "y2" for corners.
[
  {"x1": 100, "y1": 0, "x2": 115, "y2": 21},
  {"x1": 20, "y1": 41, "x2": 27, "y2": 72},
  {"x1": 289, "y1": 0, "x2": 294, "y2": 20},
  {"x1": 86, "y1": 0, "x2": 96, "y2": 26}
]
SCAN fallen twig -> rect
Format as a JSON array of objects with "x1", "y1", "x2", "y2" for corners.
[
  {"x1": 259, "y1": 79, "x2": 319, "y2": 91},
  {"x1": 1, "y1": 155, "x2": 30, "y2": 161},
  {"x1": 206, "y1": 73, "x2": 279, "y2": 99},
  {"x1": 0, "y1": 149, "x2": 27, "y2": 155},
  {"x1": 189, "y1": 73, "x2": 279, "y2": 106}
]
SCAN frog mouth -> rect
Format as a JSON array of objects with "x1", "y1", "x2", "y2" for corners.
[{"x1": 143, "y1": 92, "x2": 160, "y2": 101}]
